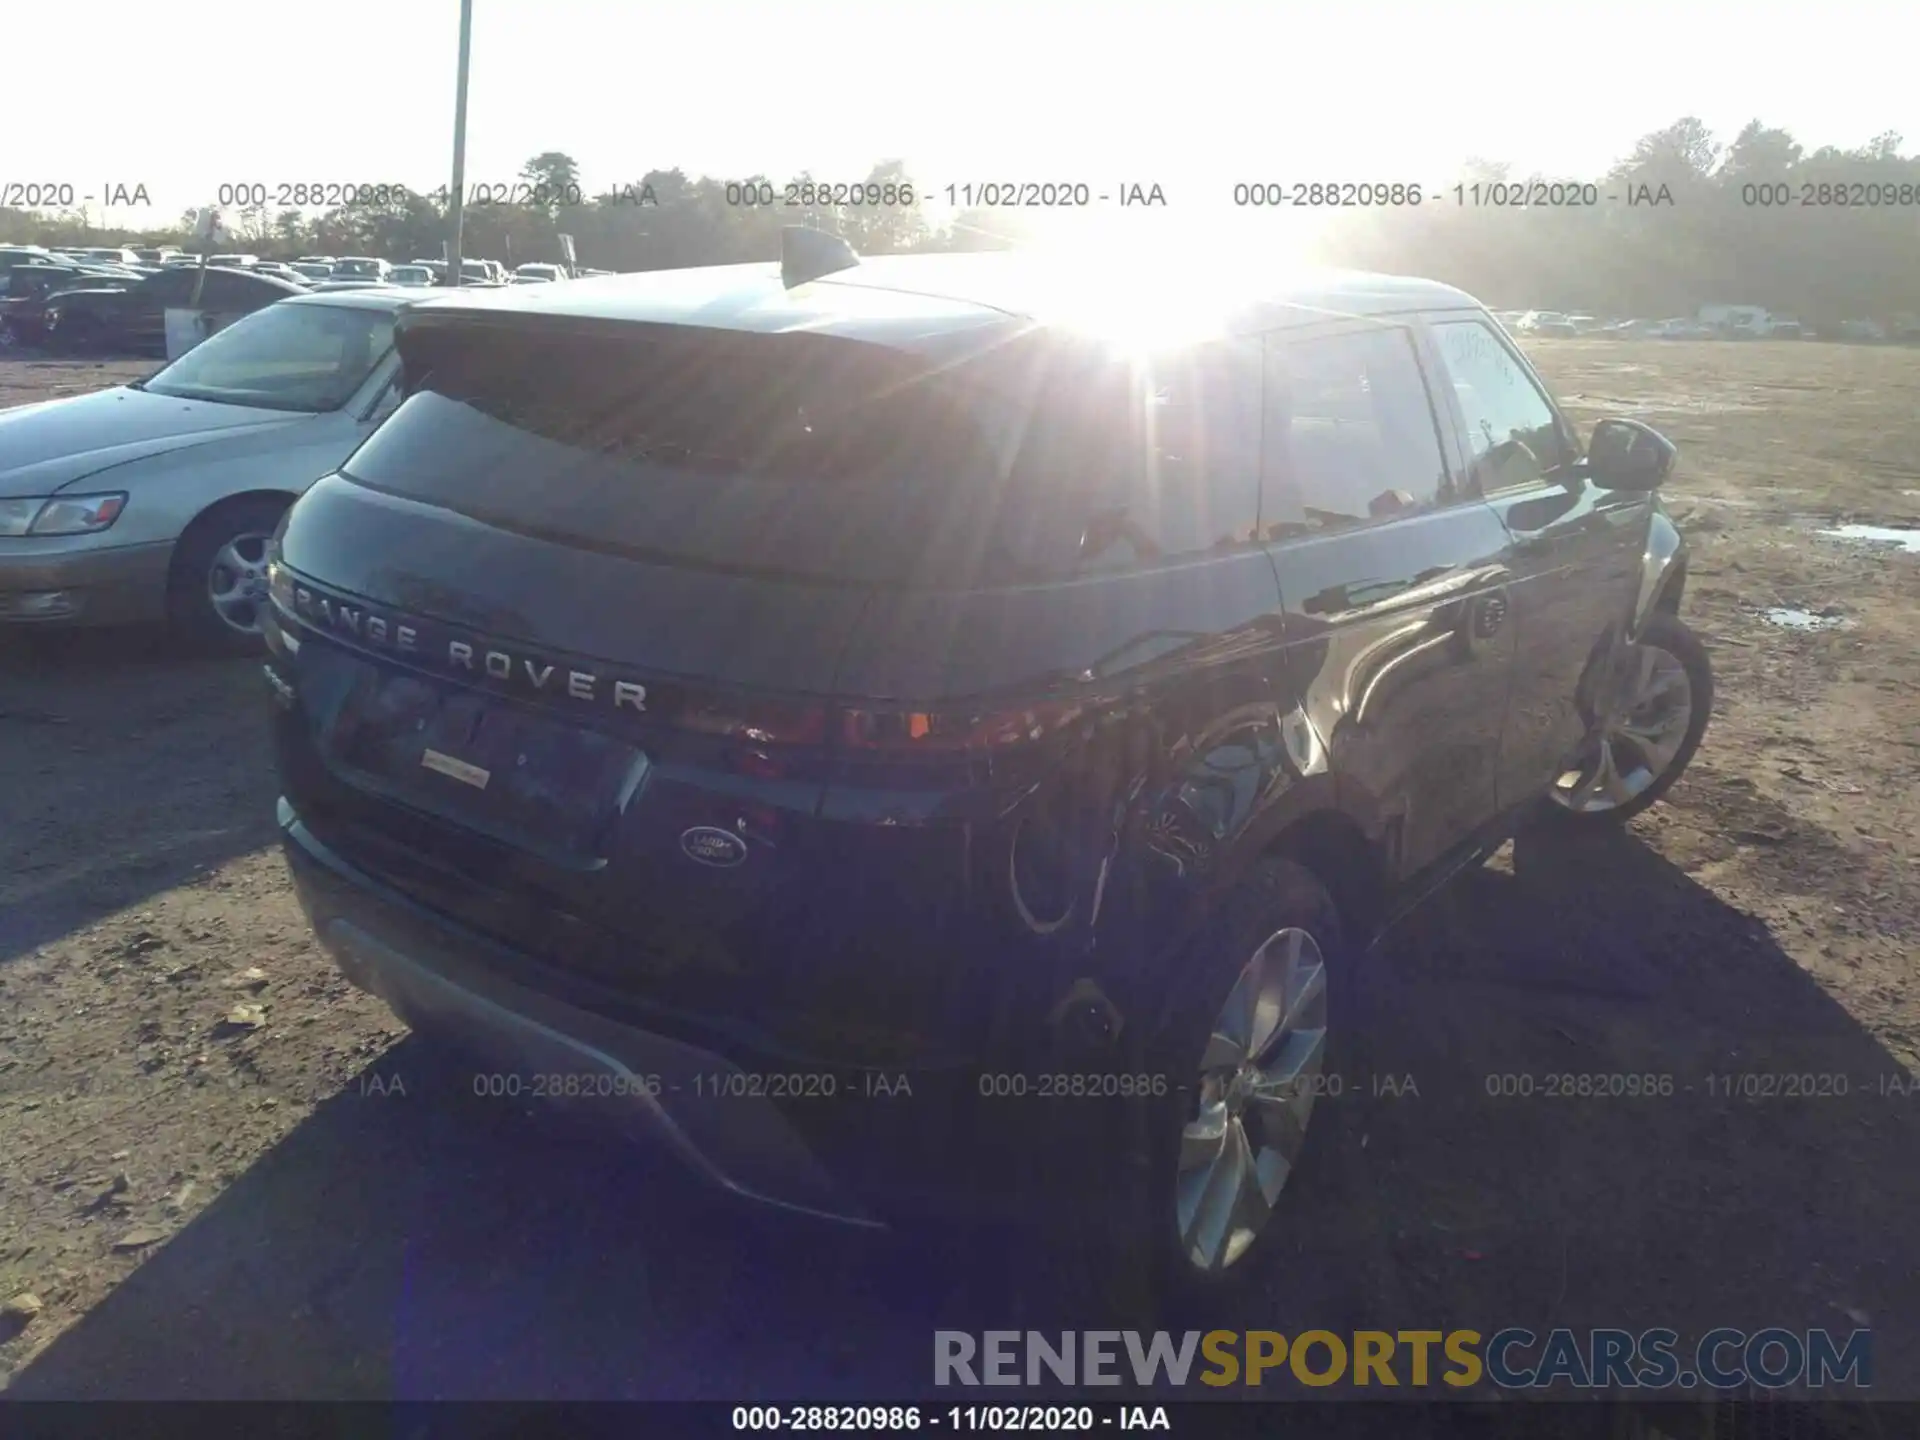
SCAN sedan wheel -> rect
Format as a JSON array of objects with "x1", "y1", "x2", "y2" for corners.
[
  {"x1": 1174, "y1": 925, "x2": 1328, "y2": 1274},
  {"x1": 205, "y1": 531, "x2": 276, "y2": 637},
  {"x1": 167, "y1": 496, "x2": 291, "y2": 653}
]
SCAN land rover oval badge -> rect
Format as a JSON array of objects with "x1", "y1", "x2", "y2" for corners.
[{"x1": 680, "y1": 826, "x2": 748, "y2": 868}]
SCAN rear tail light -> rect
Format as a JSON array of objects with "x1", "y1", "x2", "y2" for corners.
[
  {"x1": 838, "y1": 699, "x2": 1086, "y2": 754},
  {"x1": 667, "y1": 692, "x2": 832, "y2": 781},
  {"x1": 672, "y1": 695, "x2": 829, "y2": 747}
]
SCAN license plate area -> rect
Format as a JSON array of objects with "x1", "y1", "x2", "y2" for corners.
[{"x1": 312, "y1": 652, "x2": 647, "y2": 865}]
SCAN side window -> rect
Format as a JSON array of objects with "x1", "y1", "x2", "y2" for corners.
[
  {"x1": 1428, "y1": 318, "x2": 1575, "y2": 494},
  {"x1": 8, "y1": 269, "x2": 57, "y2": 299},
  {"x1": 200, "y1": 270, "x2": 273, "y2": 306},
  {"x1": 1004, "y1": 338, "x2": 1264, "y2": 575},
  {"x1": 1260, "y1": 324, "x2": 1453, "y2": 537},
  {"x1": 143, "y1": 268, "x2": 197, "y2": 303}
]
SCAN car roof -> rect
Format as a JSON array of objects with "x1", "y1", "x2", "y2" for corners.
[
  {"x1": 281, "y1": 287, "x2": 420, "y2": 312},
  {"x1": 54, "y1": 264, "x2": 276, "y2": 289},
  {"x1": 400, "y1": 251, "x2": 1485, "y2": 352}
]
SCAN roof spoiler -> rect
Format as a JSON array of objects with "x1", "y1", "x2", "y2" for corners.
[{"x1": 781, "y1": 226, "x2": 859, "y2": 289}]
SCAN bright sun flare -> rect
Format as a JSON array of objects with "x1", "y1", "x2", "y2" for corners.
[{"x1": 1008, "y1": 210, "x2": 1332, "y2": 354}]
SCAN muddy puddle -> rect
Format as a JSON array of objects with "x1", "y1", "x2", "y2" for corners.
[
  {"x1": 1818, "y1": 523, "x2": 1920, "y2": 554},
  {"x1": 1759, "y1": 608, "x2": 1850, "y2": 631}
]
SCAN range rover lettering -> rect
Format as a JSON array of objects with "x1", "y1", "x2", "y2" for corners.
[
  {"x1": 268, "y1": 230, "x2": 1710, "y2": 1299},
  {"x1": 289, "y1": 584, "x2": 649, "y2": 711}
]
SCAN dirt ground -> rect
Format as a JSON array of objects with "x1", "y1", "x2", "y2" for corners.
[{"x1": 0, "y1": 343, "x2": 1916, "y2": 1403}]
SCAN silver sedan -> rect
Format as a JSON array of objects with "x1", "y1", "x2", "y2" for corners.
[{"x1": 0, "y1": 289, "x2": 415, "y2": 650}]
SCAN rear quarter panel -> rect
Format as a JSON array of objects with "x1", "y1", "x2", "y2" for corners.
[{"x1": 828, "y1": 548, "x2": 1316, "y2": 1025}]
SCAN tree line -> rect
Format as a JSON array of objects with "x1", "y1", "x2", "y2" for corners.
[{"x1": 4, "y1": 118, "x2": 1917, "y2": 328}]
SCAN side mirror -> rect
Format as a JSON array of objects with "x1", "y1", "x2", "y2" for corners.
[{"x1": 1586, "y1": 418, "x2": 1676, "y2": 491}]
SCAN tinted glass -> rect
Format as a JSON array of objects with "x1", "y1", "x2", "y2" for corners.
[
  {"x1": 348, "y1": 325, "x2": 1264, "y2": 589},
  {"x1": 346, "y1": 325, "x2": 1007, "y2": 588},
  {"x1": 1429, "y1": 318, "x2": 1574, "y2": 493},
  {"x1": 992, "y1": 338, "x2": 1264, "y2": 575},
  {"x1": 142, "y1": 268, "x2": 198, "y2": 302},
  {"x1": 1261, "y1": 325, "x2": 1452, "y2": 535},
  {"x1": 11, "y1": 269, "x2": 74, "y2": 298},
  {"x1": 202, "y1": 269, "x2": 298, "y2": 305}
]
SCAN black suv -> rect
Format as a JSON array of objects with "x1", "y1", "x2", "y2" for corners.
[
  {"x1": 41, "y1": 264, "x2": 301, "y2": 353},
  {"x1": 268, "y1": 232, "x2": 1709, "y2": 1291}
]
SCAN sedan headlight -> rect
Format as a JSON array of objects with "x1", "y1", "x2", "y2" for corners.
[
  {"x1": 0, "y1": 493, "x2": 129, "y2": 537},
  {"x1": 267, "y1": 555, "x2": 296, "y2": 612},
  {"x1": 0, "y1": 498, "x2": 40, "y2": 536}
]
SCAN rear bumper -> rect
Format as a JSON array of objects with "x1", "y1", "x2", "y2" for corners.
[
  {"x1": 0, "y1": 537, "x2": 173, "y2": 625},
  {"x1": 280, "y1": 797, "x2": 887, "y2": 1229}
]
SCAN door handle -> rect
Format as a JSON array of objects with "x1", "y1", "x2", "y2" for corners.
[{"x1": 1304, "y1": 579, "x2": 1416, "y2": 615}]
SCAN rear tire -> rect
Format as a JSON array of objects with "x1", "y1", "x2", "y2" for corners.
[
  {"x1": 166, "y1": 497, "x2": 289, "y2": 655},
  {"x1": 53, "y1": 311, "x2": 101, "y2": 354},
  {"x1": 1084, "y1": 858, "x2": 1359, "y2": 1317}
]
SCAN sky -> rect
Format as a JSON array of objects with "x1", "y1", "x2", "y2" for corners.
[{"x1": 10, "y1": 0, "x2": 1915, "y2": 232}]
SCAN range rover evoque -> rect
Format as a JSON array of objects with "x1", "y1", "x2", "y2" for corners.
[{"x1": 267, "y1": 229, "x2": 1710, "y2": 1294}]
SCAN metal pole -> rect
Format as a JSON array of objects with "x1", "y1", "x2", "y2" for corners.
[{"x1": 446, "y1": 0, "x2": 473, "y2": 286}]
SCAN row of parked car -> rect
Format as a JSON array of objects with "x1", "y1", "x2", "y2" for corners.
[
  {"x1": 1495, "y1": 309, "x2": 1801, "y2": 340},
  {"x1": 1499, "y1": 307, "x2": 1920, "y2": 343},
  {"x1": 273, "y1": 254, "x2": 607, "y2": 291},
  {"x1": 0, "y1": 242, "x2": 605, "y2": 354},
  {"x1": 24, "y1": 244, "x2": 595, "y2": 287}
]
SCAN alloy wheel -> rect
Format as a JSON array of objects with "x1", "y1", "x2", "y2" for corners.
[
  {"x1": 1550, "y1": 641, "x2": 1695, "y2": 814},
  {"x1": 1174, "y1": 926, "x2": 1328, "y2": 1274},
  {"x1": 205, "y1": 531, "x2": 276, "y2": 636}
]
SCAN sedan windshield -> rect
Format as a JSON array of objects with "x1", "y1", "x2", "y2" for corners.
[{"x1": 144, "y1": 303, "x2": 394, "y2": 413}]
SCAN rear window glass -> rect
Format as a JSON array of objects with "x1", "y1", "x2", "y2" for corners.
[
  {"x1": 345, "y1": 324, "x2": 1010, "y2": 588},
  {"x1": 345, "y1": 322, "x2": 1262, "y2": 589}
]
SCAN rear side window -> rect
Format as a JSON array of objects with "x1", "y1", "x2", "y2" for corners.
[
  {"x1": 1261, "y1": 325, "x2": 1453, "y2": 536},
  {"x1": 143, "y1": 268, "x2": 198, "y2": 303},
  {"x1": 992, "y1": 338, "x2": 1264, "y2": 576},
  {"x1": 199, "y1": 270, "x2": 280, "y2": 306}
]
